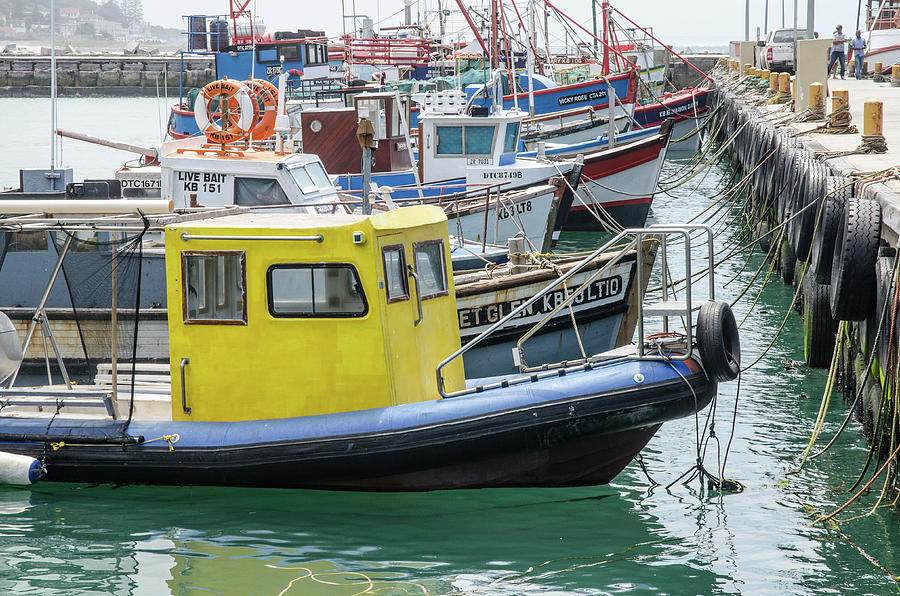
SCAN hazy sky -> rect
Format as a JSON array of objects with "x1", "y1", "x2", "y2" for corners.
[{"x1": 143, "y1": 1, "x2": 859, "y2": 48}]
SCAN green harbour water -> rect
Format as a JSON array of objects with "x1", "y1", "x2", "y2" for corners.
[{"x1": 1, "y1": 98, "x2": 900, "y2": 594}]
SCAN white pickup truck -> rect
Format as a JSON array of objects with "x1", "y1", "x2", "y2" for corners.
[{"x1": 760, "y1": 28, "x2": 811, "y2": 73}]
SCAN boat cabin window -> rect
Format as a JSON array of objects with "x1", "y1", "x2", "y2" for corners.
[
  {"x1": 464, "y1": 125, "x2": 496, "y2": 155},
  {"x1": 257, "y1": 48, "x2": 278, "y2": 63},
  {"x1": 413, "y1": 240, "x2": 448, "y2": 300},
  {"x1": 306, "y1": 43, "x2": 328, "y2": 66},
  {"x1": 381, "y1": 245, "x2": 408, "y2": 303},
  {"x1": 3, "y1": 231, "x2": 48, "y2": 253},
  {"x1": 278, "y1": 43, "x2": 301, "y2": 62},
  {"x1": 435, "y1": 125, "x2": 497, "y2": 156},
  {"x1": 305, "y1": 161, "x2": 333, "y2": 190},
  {"x1": 503, "y1": 123, "x2": 519, "y2": 153},
  {"x1": 234, "y1": 177, "x2": 290, "y2": 206},
  {"x1": 435, "y1": 125, "x2": 463, "y2": 155},
  {"x1": 182, "y1": 251, "x2": 247, "y2": 324},
  {"x1": 267, "y1": 264, "x2": 368, "y2": 317}
]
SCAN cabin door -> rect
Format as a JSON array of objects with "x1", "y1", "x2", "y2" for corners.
[{"x1": 377, "y1": 235, "x2": 427, "y2": 404}]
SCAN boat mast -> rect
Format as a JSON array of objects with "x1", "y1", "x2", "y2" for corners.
[
  {"x1": 491, "y1": 0, "x2": 498, "y2": 69},
  {"x1": 602, "y1": 1, "x2": 609, "y2": 75},
  {"x1": 50, "y1": 0, "x2": 57, "y2": 178},
  {"x1": 527, "y1": 0, "x2": 535, "y2": 116}
]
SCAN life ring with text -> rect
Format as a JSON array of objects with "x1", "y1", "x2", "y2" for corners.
[
  {"x1": 246, "y1": 78, "x2": 279, "y2": 140},
  {"x1": 194, "y1": 78, "x2": 256, "y2": 144}
]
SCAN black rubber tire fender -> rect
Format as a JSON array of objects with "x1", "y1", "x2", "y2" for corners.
[
  {"x1": 696, "y1": 300, "x2": 741, "y2": 382},
  {"x1": 874, "y1": 255, "x2": 897, "y2": 372},
  {"x1": 830, "y1": 198, "x2": 882, "y2": 321},
  {"x1": 811, "y1": 178, "x2": 851, "y2": 284},
  {"x1": 780, "y1": 237, "x2": 797, "y2": 285},
  {"x1": 794, "y1": 161, "x2": 827, "y2": 262},
  {"x1": 757, "y1": 221, "x2": 772, "y2": 254},
  {"x1": 803, "y1": 273, "x2": 838, "y2": 368}
]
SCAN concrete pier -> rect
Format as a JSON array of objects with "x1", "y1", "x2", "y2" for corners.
[
  {"x1": 0, "y1": 55, "x2": 214, "y2": 97},
  {"x1": 713, "y1": 70, "x2": 900, "y2": 455}
]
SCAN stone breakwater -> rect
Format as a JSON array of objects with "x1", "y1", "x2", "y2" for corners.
[{"x1": 0, "y1": 55, "x2": 215, "y2": 97}]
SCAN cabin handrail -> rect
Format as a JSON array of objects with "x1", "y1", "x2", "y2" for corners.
[{"x1": 435, "y1": 223, "x2": 715, "y2": 399}]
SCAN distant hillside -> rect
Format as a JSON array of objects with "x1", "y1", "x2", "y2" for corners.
[{"x1": 1, "y1": 1, "x2": 130, "y2": 25}]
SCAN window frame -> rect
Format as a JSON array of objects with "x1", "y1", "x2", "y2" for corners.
[
  {"x1": 381, "y1": 244, "x2": 409, "y2": 304},
  {"x1": 435, "y1": 124, "x2": 464, "y2": 156},
  {"x1": 181, "y1": 250, "x2": 248, "y2": 326},
  {"x1": 266, "y1": 263, "x2": 369, "y2": 319},
  {"x1": 463, "y1": 124, "x2": 498, "y2": 156},
  {"x1": 412, "y1": 239, "x2": 449, "y2": 301},
  {"x1": 503, "y1": 122, "x2": 520, "y2": 153}
]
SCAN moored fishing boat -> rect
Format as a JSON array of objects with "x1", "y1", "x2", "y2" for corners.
[{"x1": 0, "y1": 204, "x2": 739, "y2": 489}]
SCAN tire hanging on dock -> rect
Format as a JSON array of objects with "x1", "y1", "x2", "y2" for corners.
[
  {"x1": 830, "y1": 198, "x2": 882, "y2": 321},
  {"x1": 780, "y1": 237, "x2": 797, "y2": 285},
  {"x1": 874, "y1": 253, "x2": 897, "y2": 372},
  {"x1": 803, "y1": 273, "x2": 838, "y2": 368},
  {"x1": 696, "y1": 301, "x2": 741, "y2": 382},
  {"x1": 811, "y1": 177, "x2": 852, "y2": 284},
  {"x1": 792, "y1": 159, "x2": 829, "y2": 262}
]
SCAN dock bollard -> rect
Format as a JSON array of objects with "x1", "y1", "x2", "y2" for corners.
[
  {"x1": 809, "y1": 82, "x2": 825, "y2": 119},
  {"x1": 892, "y1": 65, "x2": 900, "y2": 86},
  {"x1": 743, "y1": 64, "x2": 751, "y2": 76},
  {"x1": 863, "y1": 61, "x2": 869, "y2": 77},
  {"x1": 862, "y1": 99, "x2": 887, "y2": 153},
  {"x1": 830, "y1": 89, "x2": 851, "y2": 131},
  {"x1": 778, "y1": 72, "x2": 791, "y2": 94},
  {"x1": 874, "y1": 61, "x2": 885, "y2": 82},
  {"x1": 769, "y1": 71, "x2": 778, "y2": 92}
]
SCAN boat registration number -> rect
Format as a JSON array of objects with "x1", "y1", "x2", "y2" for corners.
[
  {"x1": 467, "y1": 158, "x2": 493, "y2": 165},
  {"x1": 497, "y1": 201, "x2": 532, "y2": 220}
]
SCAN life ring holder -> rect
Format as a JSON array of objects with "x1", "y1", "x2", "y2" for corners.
[
  {"x1": 194, "y1": 78, "x2": 256, "y2": 145},
  {"x1": 246, "y1": 79, "x2": 279, "y2": 141}
]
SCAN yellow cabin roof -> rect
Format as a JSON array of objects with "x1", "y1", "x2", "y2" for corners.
[{"x1": 172, "y1": 205, "x2": 448, "y2": 232}]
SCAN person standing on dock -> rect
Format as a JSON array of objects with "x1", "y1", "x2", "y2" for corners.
[
  {"x1": 850, "y1": 30, "x2": 867, "y2": 79},
  {"x1": 828, "y1": 25, "x2": 847, "y2": 79}
]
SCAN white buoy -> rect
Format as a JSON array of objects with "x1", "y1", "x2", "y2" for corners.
[{"x1": 0, "y1": 452, "x2": 45, "y2": 485}]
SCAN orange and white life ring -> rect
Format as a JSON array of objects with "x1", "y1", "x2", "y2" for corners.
[
  {"x1": 286, "y1": 68, "x2": 304, "y2": 78},
  {"x1": 246, "y1": 78, "x2": 279, "y2": 140},
  {"x1": 194, "y1": 78, "x2": 256, "y2": 144}
]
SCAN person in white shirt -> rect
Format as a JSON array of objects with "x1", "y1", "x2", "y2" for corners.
[{"x1": 828, "y1": 24, "x2": 847, "y2": 79}]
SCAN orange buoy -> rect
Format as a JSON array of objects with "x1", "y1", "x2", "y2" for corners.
[
  {"x1": 194, "y1": 78, "x2": 257, "y2": 144},
  {"x1": 246, "y1": 79, "x2": 279, "y2": 140}
]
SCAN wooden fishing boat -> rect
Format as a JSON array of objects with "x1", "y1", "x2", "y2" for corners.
[{"x1": 0, "y1": 204, "x2": 739, "y2": 490}]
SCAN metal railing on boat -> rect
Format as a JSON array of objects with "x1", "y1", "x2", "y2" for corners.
[{"x1": 436, "y1": 224, "x2": 716, "y2": 398}]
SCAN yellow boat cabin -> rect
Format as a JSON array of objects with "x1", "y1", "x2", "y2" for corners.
[{"x1": 164, "y1": 205, "x2": 465, "y2": 422}]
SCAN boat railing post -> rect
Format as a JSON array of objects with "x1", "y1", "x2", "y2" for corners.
[
  {"x1": 482, "y1": 186, "x2": 490, "y2": 252},
  {"x1": 682, "y1": 230, "x2": 693, "y2": 359},
  {"x1": 636, "y1": 232, "x2": 644, "y2": 357},
  {"x1": 661, "y1": 234, "x2": 668, "y2": 334},
  {"x1": 6, "y1": 233, "x2": 73, "y2": 389},
  {"x1": 40, "y1": 310, "x2": 71, "y2": 390}
]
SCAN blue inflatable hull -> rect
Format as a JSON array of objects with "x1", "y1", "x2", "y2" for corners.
[{"x1": 0, "y1": 357, "x2": 713, "y2": 490}]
